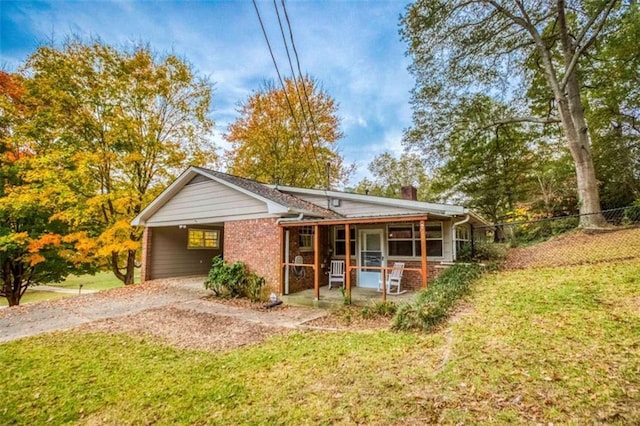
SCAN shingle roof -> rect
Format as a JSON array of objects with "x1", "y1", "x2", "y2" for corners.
[{"x1": 194, "y1": 167, "x2": 341, "y2": 218}]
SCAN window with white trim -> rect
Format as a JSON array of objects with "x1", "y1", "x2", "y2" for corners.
[
  {"x1": 298, "y1": 226, "x2": 314, "y2": 251},
  {"x1": 423, "y1": 222, "x2": 444, "y2": 257},
  {"x1": 387, "y1": 222, "x2": 444, "y2": 258},
  {"x1": 334, "y1": 226, "x2": 356, "y2": 256},
  {"x1": 188, "y1": 229, "x2": 219, "y2": 249},
  {"x1": 455, "y1": 225, "x2": 471, "y2": 255},
  {"x1": 388, "y1": 225, "x2": 414, "y2": 256}
]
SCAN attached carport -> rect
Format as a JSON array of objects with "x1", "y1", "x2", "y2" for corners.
[{"x1": 143, "y1": 225, "x2": 223, "y2": 280}]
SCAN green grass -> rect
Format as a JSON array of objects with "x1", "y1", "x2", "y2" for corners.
[
  {"x1": 1, "y1": 260, "x2": 639, "y2": 424},
  {"x1": 1, "y1": 271, "x2": 136, "y2": 307},
  {"x1": 50, "y1": 270, "x2": 139, "y2": 291},
  {"x1": 0, "y1": 291, "x2": 73, "y2": 307}
]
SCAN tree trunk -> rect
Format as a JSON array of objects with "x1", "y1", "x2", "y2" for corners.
[
  {"x1": 111, "y1": 250, "x2": 136, "y2": 285},
  {"x1": 536, "y1": 0, "x2": 606, "y2": 228},
  {"x1": 2, "y1": 261, "x2": 24, "y2": 307}
]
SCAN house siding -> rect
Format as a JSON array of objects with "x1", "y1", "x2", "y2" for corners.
[
  {"x1": 294, "y1": 194, "x2": 421, "y2": 217},
  {"x1": 224, "y1": 218, "x2": 282, "y2": 293},
  {"x1": 147, "y1": 179, "x2": 268, "y2": 226},
  {"x1": 148, "y1": 225, "x2": 222, "y2": 280}
]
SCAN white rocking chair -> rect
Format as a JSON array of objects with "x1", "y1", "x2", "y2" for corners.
[
  {"x1": 328, "y1": 260, "x2": 346, "y2": 289},
  {"x1": 378, "y1": 262, "x2": 406, "y2": 295}
]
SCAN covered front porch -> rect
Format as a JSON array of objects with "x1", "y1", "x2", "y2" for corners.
[
  {"x1": 281, "y1": 285, "x2": 417, "y2": 308},
  {"x1": 278, "y1": 215, "x2": 431, "y2": 304}
]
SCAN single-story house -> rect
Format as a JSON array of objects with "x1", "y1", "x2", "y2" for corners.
[{"x1": 131, "y1": 166, "x2": 487, "y2": 300}]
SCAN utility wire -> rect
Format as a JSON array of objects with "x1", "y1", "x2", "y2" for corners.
[
  {"x1": 280, "y1": 0, "x2": 330, "y2": 189},
  {"x1": 252, "y1": 0, "x2": 324, "y2": 186},
  {"x1": 273, "y1": 0, "x2": 324, "y2": 184}
]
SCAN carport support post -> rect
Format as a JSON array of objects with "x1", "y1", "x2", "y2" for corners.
[
  {"x1": 313, "y1": 224, "x2": 320, "y2": 300},
  {"x1": 345, "y1": 223, "x2": 352, "y2": 303},
  {"x1": 420, "y1": 220, "x2": 428, "y2": 289},
  {"x1": 279, "y1": 226, "x2": 285, "y2": 295}
]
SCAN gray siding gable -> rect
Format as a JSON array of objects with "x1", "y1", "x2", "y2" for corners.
[{"x1": 146, "y1": 179, "x2": 270, "y2": 226}]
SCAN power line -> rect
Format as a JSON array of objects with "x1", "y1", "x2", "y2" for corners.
[
  {"x1": 280, "y1": 0, "x2": 330, "y2": 189},
  {"x1": 252, "y1": 0, "x2": 324, "y2": 186},
  {"x1": 272, "y1": 1, "x2": 324, "y2": 183}
]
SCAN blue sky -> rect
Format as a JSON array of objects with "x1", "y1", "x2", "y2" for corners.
[{"x1": 1, "y1": 0, "x2": 414, "y2": 185}]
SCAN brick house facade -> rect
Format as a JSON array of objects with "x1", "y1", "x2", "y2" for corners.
[{"x1": 133, "y1": 167, "x2": 487, "y2": 298}]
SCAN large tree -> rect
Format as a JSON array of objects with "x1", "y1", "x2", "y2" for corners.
[
  {"x1": 225, "y1": 76, "x2": 352, "y2": 188},
  {"x1": 431, "y1": 95, "x2": 539, "y2": 222},
  {"x1": 22, "y1": 40, "x2": 217, "y2": 285},
  {"x1": 0, "y1": 72, "x2": 93, "y2": 306},
  {"x1": 401, "y1": 0, "x2": 629, "y2": 226}
]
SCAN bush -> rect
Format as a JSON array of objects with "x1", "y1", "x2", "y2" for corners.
[
  {"x1": 360, "y1": 301, "x2": 398, "y2": 319},
  {"x1": 204, "y1": 256, "x2": 266, "y2": 302},
  {"x1": 391, "y1": 263, "x2": 482, "y2": 332}
]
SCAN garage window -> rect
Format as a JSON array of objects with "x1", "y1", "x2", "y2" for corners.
[{"x1": 188, "y1": 229, "x2": 219, "y2": 249}]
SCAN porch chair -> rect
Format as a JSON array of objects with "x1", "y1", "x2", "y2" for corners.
[
  {"x1": 379, "y1": 262, "x2": 406, "y2": 295},
  {"x1": 328, "y1": 260, "x2": 346, "y2": 289}
]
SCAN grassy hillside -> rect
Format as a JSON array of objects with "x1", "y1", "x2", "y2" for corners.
[{"x1": 1, "y1": 258, "x2": 638, "y2": 422}]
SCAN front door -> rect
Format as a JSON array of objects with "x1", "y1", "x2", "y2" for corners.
[{"x1": 358, "y1": 229, "x2": 385, "y2": 288}]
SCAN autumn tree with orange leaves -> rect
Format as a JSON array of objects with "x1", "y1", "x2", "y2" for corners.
[
  {"x1": 0, "y1": 72, "x2": 95, "y2": 306},
  {"x1": 225, "y1": 76, "x2": 352, "y2": 188},
  {"x1": 22, "y1": 40, "x2": 217, "y2": 286}
]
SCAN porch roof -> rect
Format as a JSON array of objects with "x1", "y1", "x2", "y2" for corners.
[{"x1": 277, "y1": 213, "x2": 429, "y2": 227}]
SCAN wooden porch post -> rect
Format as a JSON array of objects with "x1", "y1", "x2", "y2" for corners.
[
  {"x1": 345, "y1": 223, "x2": 352, "y2": 303},
  {"x1": 420, "y1": 220, "x2": 428, "y2": 289},
  {"x1": 313, "y1": 224, "x2": 320, "y2": 300}
]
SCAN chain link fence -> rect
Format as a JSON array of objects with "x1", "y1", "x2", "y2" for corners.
[{"x1": 469, "y1": 205, "x2": 640, "y2": 269}]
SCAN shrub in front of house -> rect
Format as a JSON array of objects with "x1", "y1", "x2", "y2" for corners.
[
  {"x1": 391, "y1": 263, "x2": 482, "y2": 332},
  {"x1": 204, "y1": 256, "x2": 265, "y2": 302}
]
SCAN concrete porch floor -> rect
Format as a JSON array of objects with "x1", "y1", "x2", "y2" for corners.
[{"x1": 280, "y1": 285, "x2": 417, "y2": 309}]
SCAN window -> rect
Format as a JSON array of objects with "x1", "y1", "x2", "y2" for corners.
[
  {"x1": 455, "y1": 225, "x2": 471, "y2": 257},
  {"x1": 388, "y1": 225, "x2": 414, "y2": 256},
  {"x1": 388, "y1": 222, "x2": 444, "y2": 258},
  {"x1": 424, "y1": 222, "x2": 443, "y2": 257},
  {"x1": 298, "y1": 226, "x2": 314, "y2": 251},
  {"x1": 188, "y1": 229, "x2": 219, "y2": 249},
  {"x1": 334, "y1": 226, "x2": 356, "y2": 256}
]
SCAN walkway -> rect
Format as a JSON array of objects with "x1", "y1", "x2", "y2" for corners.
[{"x1": 0, "y1": 277, "x2": 326, "y2": 343}]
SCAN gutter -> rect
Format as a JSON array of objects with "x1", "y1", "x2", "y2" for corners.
[
  {"x1": 276, "y1": 212, "x2": 305, "y2": 224},
  {"x1": 452, "y1": 214, "x2": 471, "y2": 261}
]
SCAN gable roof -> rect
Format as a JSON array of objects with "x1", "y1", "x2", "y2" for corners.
[
  {"x1": 132, "y1": 167, "x2": 488, "y2": 227},
  {"x1": 131, "y1": 166, "x2": 339, "y2": 226},
  {"x1": 194, "y1": 167, "x2": 340, "y2": 219}
]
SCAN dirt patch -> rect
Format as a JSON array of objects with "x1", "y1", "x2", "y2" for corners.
[
  {"x1": 504, "y1": 227, "x2": 640, "y2": 270},
  {"x1": 303, "y1": 305, "x2": 394, "y2": 330},
  {"x1": 81, "y1": 306, "x2": 293, "y2": 351}
]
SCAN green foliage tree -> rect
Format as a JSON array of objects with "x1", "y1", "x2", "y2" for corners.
[
  {"x1": 401, "y1": 0, "x2": 629, "y2": 226},
  {"x1": 351, "y1": 152, "x2": 433, "y2": 201},
  {"x1": 583, "y1": 3, "x2": 640, "y2": 208},
  {"x1": 22, "y1": 39, "x2": 217, "y2": 285},
  {"x1": 224, "y1": 75, "x2": 353, "y2": 188},
  {"x1": 429, "y1": 95, "x2": 538, "y2": 223}
]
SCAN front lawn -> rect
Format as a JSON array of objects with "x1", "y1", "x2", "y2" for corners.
[{"x1": 1, "y1": 260, "x2": 638, "y2": 424}]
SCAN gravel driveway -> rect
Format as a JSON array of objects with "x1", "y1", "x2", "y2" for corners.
[{"x1": 0, "y1": 277, "x2": 327, "y2": 349}]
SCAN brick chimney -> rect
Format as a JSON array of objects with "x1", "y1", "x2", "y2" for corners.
[{"x1": 401, "y1": 185, "x2": 418, "y2": 201}]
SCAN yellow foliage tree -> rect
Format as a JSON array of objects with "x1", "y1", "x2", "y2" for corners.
[
  {"x1": 225, "y1": 76, "x2": 353, "y2": 188},
  {"x1": 22, "y1": 39, "x2": 218, "y2": 285}
]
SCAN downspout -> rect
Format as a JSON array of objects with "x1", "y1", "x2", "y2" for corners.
[
  {"x1": 277, "y1": 213, "x2": 304, "y2": 295},
  {"x1": 452, "y1": 214, "x2": 470, "y2": 261}
]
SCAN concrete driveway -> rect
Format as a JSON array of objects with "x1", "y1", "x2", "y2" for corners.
[{"x1": 0, "y1": 277, "x2": 325, "y2": 343}]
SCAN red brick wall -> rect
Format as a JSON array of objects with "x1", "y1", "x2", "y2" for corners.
[
  {"x1": 224, "y1": 218, "x2": 282, "y2": 293},
  {"x1": 284, "y1": 226, "x2": 330, "y2": 293},
  {"x1": 390, "y1": 260, "x2": 446, "y2": 291},
  {"x1": 141, "y1": 227, "x2": 152, "y2": 282}
]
